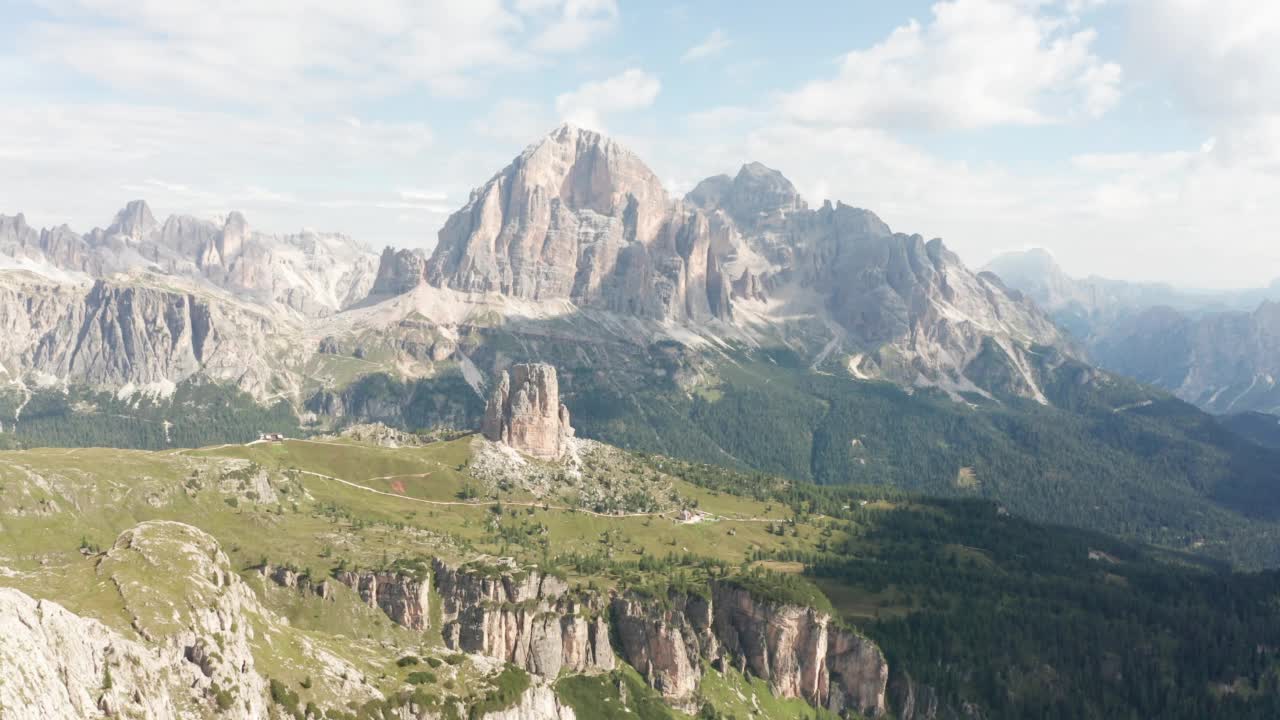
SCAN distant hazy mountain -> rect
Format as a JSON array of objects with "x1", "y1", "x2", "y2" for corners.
[
  {"x1": 0, "y1": 202, "x2": 379, "y2": 317},
  {"x1": 985, "y1": 249, "x2": 1280, "y2": 415}
]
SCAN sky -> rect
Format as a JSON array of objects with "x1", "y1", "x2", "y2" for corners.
[{"x1": 2, "y1": 0, "x2": 1279, "y2": 288}]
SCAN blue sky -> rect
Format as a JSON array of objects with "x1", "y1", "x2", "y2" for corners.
[{"x1": 3, "y1": 0, "x2": 1278, "y2": 287}]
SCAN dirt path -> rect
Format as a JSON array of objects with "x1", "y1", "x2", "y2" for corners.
[{"x1": 295, "y1": 468, "x2": 787, "y2": 524}]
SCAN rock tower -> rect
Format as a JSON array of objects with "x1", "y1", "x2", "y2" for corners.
[{"x1": 481, "y1": 363, "x2": 574, "y2": 459}]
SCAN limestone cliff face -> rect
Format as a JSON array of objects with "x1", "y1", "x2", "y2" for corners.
[
  {"x1": 334, "y1": 569, "x2": 431, "y2": 630},
  {"x1": 425, "y1": 124, "x2": 732, "y2": 322},
  {"x1": 609, "y1": 592, "x2": 718, "y2": 710},
  {"x1": 7, "y1": 277, "x2": 292, "y2": 398},
  {"x1": 482, "y1": 363, "x2": 575, "y2": 460},
  {"x1": 260, "y1": 563, "x2": 333, "y2": 599},
  {"x1": 712, "y1": 582, "x2": 887, "y2": 718},
  {"x1": 891, "y1": 671, "x2": 982, "y2": 720},
  {"x1": 0, "y1": 587, "x2": 180, "y2": 720},
  {"x1": 610, "y1": 583, "x2": 889, "y2": 717},
  {"x1": 433, "y1": 559, "x2": 614, "y2": 678},
  {"x1": 688, "y1": 171, "x2": 1072, "y2": 402}
]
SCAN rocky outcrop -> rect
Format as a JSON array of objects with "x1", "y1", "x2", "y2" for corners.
[
  {"x1": 482, "y1": 363, "x2": 575, "y2": 460},
  {"x1": 479, "y1": 682, "x2": 578, "y2": 720},
  {"x1": 0, "y1": 520, "x2": 388, "y2": 719},
  {"x1": 609, "y1": 592, "x2": 718, "y2": 710},
  {"x1": 610, "y1": 582, "x2": 889, "y2": 717},
  {"x1": 99, "y1": 521, "x2": 272, "y2": 718},
  {"x1": 433, "y1": 559, "x2": 614, "y2": 678},
  {"x1": 261, "y1": 563, "x2": 333, "y2": 600},
  {"x1": 334, "y1": 568, "x2": 431, "y2": 630},
  {"x1": 731, "y1": 269, "x2": 766, "y2": 302},
  {"x1": 712, "y1": 582, "x2": 888, "y2": 718},
  {"x1": 368, "y1": 247, "x2": 429, "y2": 299},
  {"x1": 0, "y1": 587, "x2": 179, "y2": 719}
]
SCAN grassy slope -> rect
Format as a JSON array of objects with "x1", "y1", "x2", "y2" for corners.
[
  {"x1": 5, "y1": 433, "x2": 1280, "y2": 719},
  {"x1": 0, "y1": 436, "x2": 851, "y2": 719}
]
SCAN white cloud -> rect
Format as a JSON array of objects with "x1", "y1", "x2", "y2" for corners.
[
  {"x1": 1133, "y1": 1, "x2": 1280, "y2": 120},
  {"x1": 0, "y1": 102, "x2": 449, "y2": 248},
  {"x1": 681, "y1": 29, "x2": 730, "y2": 63},
  {"x1": 397, "y1": 189, "x2": 450, "y2": 203},
  {"x1": 555, "y1": 69, "x2": 661, "y2": 130},
  {"x1": 21, "y1": 0, "x2": 615, "y2": 106},
  {"x1": 781, "y1": 0, "x2": 1122, "y2": 130},
  {"x1": 524, "y1": 0, "x2": 620, "y2": 53}
]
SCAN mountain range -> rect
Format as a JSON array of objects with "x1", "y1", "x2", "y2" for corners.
[
  {"x1": 985, "y1": 248, "x2": 1280, "y2": 414},
  {"x1": 4, "y1": 125, "x2": 1280, "y2": 571},
  {"x1": 0, "y1": 125, "x2": 1071, "y2": 408}
]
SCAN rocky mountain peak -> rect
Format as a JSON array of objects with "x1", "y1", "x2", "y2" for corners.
[
  {"x1": 687, "y1": 162, "x2": 806, "y2": 227},
  {"x1": 425, "y1": 125, "x2": 730, "y2": 322},
  {"x1": 367, "y1": 246, "x2": 428, "y2": 299},
  {"x1": 517, "y1": 122, "x2": 669, "y2": 219},
  {"x1": 481, "y1": 363, "x2": 574, "y2": 460},
  {"x1": 732, "y1": 161, "x2": 805, "y2": 212},
  {"x1": 108, "y1": 200, "x2": 158, "y2": 239}
]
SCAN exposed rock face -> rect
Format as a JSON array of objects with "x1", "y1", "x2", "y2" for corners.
[
  {"x1": 712, "y1": 582, "x2": 887, "y2": 718},
  {"x1": 481, "y1": 682, "x2": 577, "y2": 720},
  {"x1": 334, "y1": 569, "x2": 431, "y2": 630},
  {"x1": 482, "y1": 363, "x2": 575, "y2": 460},
  {"x1": 99, "y1": 521, "x2": 272, "y2": 718},
  {"x1": 610, "y1": 592, "x2": 718, "y2": 710},
  {"x1": 0, "y1": 520, "x2": 385, "y2": 719},
  {"x1": 0, "y1": 129, "x2": 1088, "y2": 410},
  {"x1": 416, "y1": 128, "x2": 1072, "y2": 403},
  {"x1": 1, "y1": 274, "x2": 292, "y2": 398},
  {"x1": 610, "y1": 583, "x2": 889, "y2": 717},
  {"x1": 261, "y1": 564, "x2": 333, "y2": 600},
  {"x1": 731, "y1": 269, "x2": 766, "y2": 302},
  {"x1": 433, "y1": 559, "x2": 614, "y2": 678},
  {"x1": 688, "y1": 161, "x2": 807, "y2": 232},
  {"x1": 0, "y1": 587, "x2": 179, "y2": 719},
  {"x1": 425, "y1": 124, "x2": 733, "y2": 322},
  {"x1": 1092, "y1": 301, "x2": 1280, "y2": 415},
  {"x1": 0, "y1": 202, "x2": 378, "y2": 317},
  {"x1": 368, "y1": 247, "x2": 429, "y2": 299}
]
